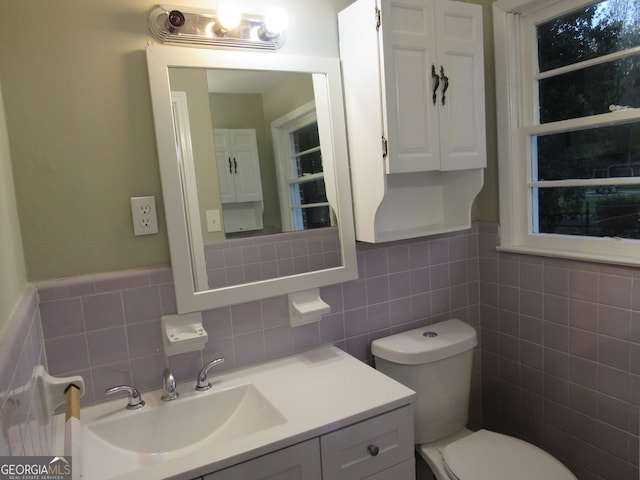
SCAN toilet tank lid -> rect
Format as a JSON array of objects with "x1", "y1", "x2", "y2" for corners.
[{"x1": 371, "y1": 319, "x2": 477, "y2": 365}]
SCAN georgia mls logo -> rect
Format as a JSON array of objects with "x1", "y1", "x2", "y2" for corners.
[
  {"x1": 0, "y1": 456, "x2": 72, "y2": 480},
  {"x1": 49, "y1": 457, "x2": 71, "y2": 475}
]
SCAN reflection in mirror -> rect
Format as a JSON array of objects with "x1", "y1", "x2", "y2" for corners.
[
  {"x1": 146, "y1": 46, "x2": 357, "y2": 313},
  {"x1": 169, "y1": 67, "x2": 341, "y2": 290}
]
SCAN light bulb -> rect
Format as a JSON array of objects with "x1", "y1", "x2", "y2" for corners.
[
  {"x1": 204, "y1": 21, "x2": 216, "y2": 38},
  {"x1": 217, "y1": 2, "x2": 241, "y2": 31},
  {"x1": 264, "y1": 8, "x2": 288, "y2": 35}
]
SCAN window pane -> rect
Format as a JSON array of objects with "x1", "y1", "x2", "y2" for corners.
[
  {"x1": 295, "y1": 206, "x2": 332, "y2": 230},
  {"x1": 539, "y1": 55, "x2": 640, "y2": 123},
  {"x1": 292, "y1": 179, "x2": 327, "y2": 206},
  {"x1": 535, "y1": 123, "x2": 640, "y2": 180},
  {"x1": 535, "y1": 185, "x2": 640, "y2": 238},
  {"x1": 294, "y1": 149, "x2": 323, "y2": 178},
  {"x1": 291, "y1": 123, "x2": 320, "y2": 154},
  {"x1": 537, "y1": 0, "x2": 640, "y2": 73}
]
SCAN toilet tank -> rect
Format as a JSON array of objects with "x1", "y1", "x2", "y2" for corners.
[{"x1": 372, "y1": 319, "x2": 477, "y2": 444}]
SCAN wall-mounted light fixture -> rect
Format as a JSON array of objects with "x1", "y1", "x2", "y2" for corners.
[{"x1": 148, "y1": 4, "x2": 288, "y2": 50}]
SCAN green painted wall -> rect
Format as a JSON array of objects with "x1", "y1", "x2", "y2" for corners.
[{"x1": 0, "y1": 0, "x2": 498, "y2": 282}]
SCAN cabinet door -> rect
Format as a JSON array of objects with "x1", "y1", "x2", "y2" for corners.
[
  {"x1": 380, "y1": 0, "x2": 440, "y2": 174},
  {"x1": 214, "y1": 129, "x2": 263, "y2": 203},
  {"x1": 214, "y1": 129, "x2": 236, "y2": 203},
  {"x1": 228, "y1": 129, "x2": 263, "y2": 202},
  {"x1": 204, "y1": 439, "x2": 321, "y2": 480},
  {"x1": 366, "y1": 458, "x2": 415, "y2": 480},
  {"x1": 435, "y1": 0, "x2": 486, "y2": 171}
]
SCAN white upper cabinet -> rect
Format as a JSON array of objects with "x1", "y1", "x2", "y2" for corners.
[
  {"x1": 341, "y1": 0, "x2": 485, "y2": 174},
  {"x1": 339, "y1": 0, "x2": 486, "y2": 242},
  {"x1": 214, "y1": 128, "x2": 263, "y2": 204}
]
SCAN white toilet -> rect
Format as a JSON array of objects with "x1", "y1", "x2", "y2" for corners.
[{"x1": 371, "y1": 318, "x2": 577, "y2": 480}]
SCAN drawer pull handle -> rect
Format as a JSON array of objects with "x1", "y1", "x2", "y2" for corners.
[{"x1": 367, "y1": 444, "x2": 380, "y2": 456}]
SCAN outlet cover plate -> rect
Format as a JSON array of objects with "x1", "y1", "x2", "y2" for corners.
[
  {"x1": 131, "y1": 196, "x2": 159, "y2": 236},
  {"x1": 206, "y1": 209, "x2": 222, "y2": 232}
]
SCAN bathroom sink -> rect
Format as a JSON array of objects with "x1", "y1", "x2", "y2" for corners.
[
  {"x1": 86, "y1": 383, "x2": 286, "y2": 455},
  {"x1": 55, "y1": 347, "x2": 416, "y2": 480}
]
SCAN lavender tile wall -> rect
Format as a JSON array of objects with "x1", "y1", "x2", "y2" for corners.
[
  {"x1": 205, "y1": 227, "x2": 341, "y2": 288},
  {"x1": 37, "y1": 268, "x2": 177, "y2": 406},
  {"x1": 479, "y1": 222, "x2": 640, "y2": 480},
  {"x1": 37, "y1": 228, "x2": 482, "y2": 424},
  {"x1": 0, "y1": 286, "x2": 50, "y2": 456},
  {"x1": 9, "y1": 221, "x2": 640, "y2": 478}
]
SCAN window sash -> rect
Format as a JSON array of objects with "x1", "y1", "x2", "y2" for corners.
[
  {"x1": 494, "y1": 0, "x2": 640, "y2": 265},
  {"x1": 522, "y1": 2, "x2": 640, "y2": 127},
  {"x1": 534, "y1": 46, "x2": 640, "y2": 82},
  {"x1": 287, "y1": 172, "x2": 324, "y2": 186},
  {"x1": 291, "y1": 203, "x2": 331, "y2": 210}
]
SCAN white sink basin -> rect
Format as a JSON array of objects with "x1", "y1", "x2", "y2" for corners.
[{"x1": 86, "y1": 384, "x2": 286, "y2": 455}]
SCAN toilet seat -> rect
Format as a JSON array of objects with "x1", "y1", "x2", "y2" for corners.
[{"x1": 441, "y1": 430, "x2": 576, "y2": 480}]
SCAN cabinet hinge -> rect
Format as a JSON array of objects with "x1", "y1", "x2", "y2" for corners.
[
  {"x1": 381, "y1": 135, "x2": 388, "y2": 158},
  {"x1": 375, "y1": 7, "x2": 381, "y2": 30}
]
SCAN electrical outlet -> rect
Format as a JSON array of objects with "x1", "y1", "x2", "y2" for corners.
[{"x1": 131, "y1": 196, "x2": 159, "y2": 236}]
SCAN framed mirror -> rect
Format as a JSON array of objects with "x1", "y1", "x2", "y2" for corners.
[{"x1": 146, "y1": 45, "x2": 357, "y2": 313}]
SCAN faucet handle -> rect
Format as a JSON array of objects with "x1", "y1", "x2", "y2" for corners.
[
  {"x1": 196, "y1": 357, "x2": 225, "y2": 391},
  {"x1": 105, "y1": 385, "x2": 145, "y2": 410},
  {"x1": 104, "y1": 385, "x2": 145, "y2": 410}
]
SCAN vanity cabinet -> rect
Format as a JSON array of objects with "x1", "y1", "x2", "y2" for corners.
[
  {"x1": 338, "y1": 0, "x2": 486, "y2": 242},
  {"x1": 201, "y1": 406, "x2": 414, "y2": 480},
  {"x1": 203, "y1": 439, "x2": 321, "y2": 480},
  {"x1": 214, "y1": 128, "x2": 264, "y2": 232}
]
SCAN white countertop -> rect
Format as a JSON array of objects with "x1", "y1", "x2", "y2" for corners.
[{"x1": 54, "y1": 346, "x2": 415, "y2": 480}]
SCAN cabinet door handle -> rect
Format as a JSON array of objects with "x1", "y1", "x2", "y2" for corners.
[
  {"x1": 233, "y1": 157, "x2": 237, "y2": 174},
  {"x1": 431, "y1": 64, "x2": 440, "y2": 105},
  {"x1": 440, "y1": 65, "x2": 449, "y2": 106},
  {"x1": 367, "y1": 444, "x2": 380, "y2": 456},
  {"x1": 228, "y1": 157, "x2": 232, "y2": 174}
]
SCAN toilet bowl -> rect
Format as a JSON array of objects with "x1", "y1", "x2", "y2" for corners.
[{"x1": 371, "y1": 319, "x2": 576, "y2": 480}]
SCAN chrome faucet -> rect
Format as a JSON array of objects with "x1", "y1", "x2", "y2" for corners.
[
  {"x1": 195, "y1": 357, "x2": 225, "y2": 391},
  {"x1": 161, "y1": 368, "x2": 179, "y2": 401},
  {"x1": 105, "y1": 385, "x2": 145, "y2": 410}
]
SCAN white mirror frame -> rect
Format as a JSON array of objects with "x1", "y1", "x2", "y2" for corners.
[{"x1": 146, "y1": 45, "x2": 358, "y2": 313}]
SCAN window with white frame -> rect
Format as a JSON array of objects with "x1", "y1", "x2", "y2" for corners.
[
  {"x1": 494, "y1": 0, "x2": 640, "y2": 264},
  {"x1": 271, "y1": 101, "x2": 334, "y2": 232}
]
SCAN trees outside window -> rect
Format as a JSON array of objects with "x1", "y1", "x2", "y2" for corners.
[
  {"x1": 494, "y1": 0, "x2": 640, "y2": 264},
  {"x1": 533, "y1": 0, "x2": 640, "y2": 238}
]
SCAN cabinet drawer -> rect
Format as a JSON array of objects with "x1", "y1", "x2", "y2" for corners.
[{"x1": 320, "y1": 406, "x2": 414, "y2": 480}]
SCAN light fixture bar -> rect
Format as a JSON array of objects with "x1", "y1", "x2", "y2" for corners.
[{"x1": 148, "y1": 5, "x2": 286, "y2": 51}]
